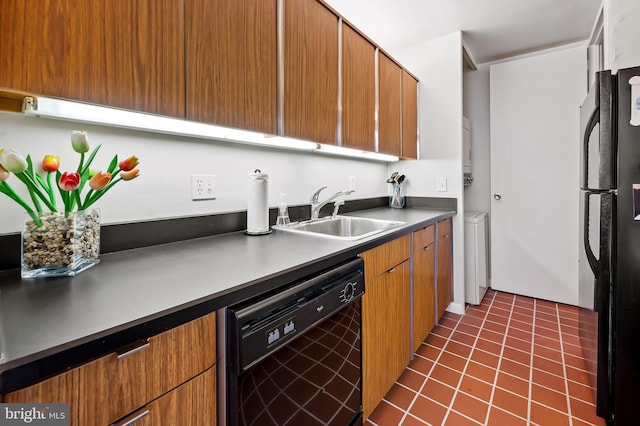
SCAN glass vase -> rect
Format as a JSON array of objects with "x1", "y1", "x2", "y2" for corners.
[{"x1": 21, "y1": 209, "x2": 101, "y2": 278}]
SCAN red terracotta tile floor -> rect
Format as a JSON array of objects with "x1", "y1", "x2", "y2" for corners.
[{"x1": 366, "y1": 289, "x2": 606, "y2": 426}]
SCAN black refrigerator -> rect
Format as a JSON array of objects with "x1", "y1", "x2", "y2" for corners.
[{"x1": 579, "y1": 65, "x2": 640, "y2": 426}]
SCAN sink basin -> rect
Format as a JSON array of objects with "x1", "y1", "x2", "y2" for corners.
[{"x1": 274, "y1": 216, "x2": 406, "y2": 240}]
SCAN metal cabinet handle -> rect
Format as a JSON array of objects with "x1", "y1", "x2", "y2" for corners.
[
  {"x1": 116, "y1": 340, "x2": 150, "y2": 360},
  {"x1": 111, "y1": 409, "x2": 149, "y2": 426},
  {"x1": 493, "y1": 193, "x2": 502, "y2": 200}
]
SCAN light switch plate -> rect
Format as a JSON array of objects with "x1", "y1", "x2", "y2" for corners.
[{"x1": 437, "y1": 177, "x2": 447, "y2": 192}]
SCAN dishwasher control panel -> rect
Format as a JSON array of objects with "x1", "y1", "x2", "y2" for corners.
[{"x1": 228, "y1": 257, "x2": 365, "y2": 373}]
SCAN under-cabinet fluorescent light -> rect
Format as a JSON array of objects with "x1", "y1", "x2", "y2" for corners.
[{"x1": 21, "y1": 96, "x2": 399, "y2": 162}]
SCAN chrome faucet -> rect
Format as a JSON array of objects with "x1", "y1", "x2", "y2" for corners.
[{"x1": 310, "y1": 187, "x2": 354, "y2": 220}]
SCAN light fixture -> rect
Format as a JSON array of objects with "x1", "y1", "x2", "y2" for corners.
[{"x1": 20, "y1": 95, "x2": 399, "y2": 162}]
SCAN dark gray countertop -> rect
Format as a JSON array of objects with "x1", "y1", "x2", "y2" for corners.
[{"x1": 0, "y1": 207, "x2": 454, "y2": 390}]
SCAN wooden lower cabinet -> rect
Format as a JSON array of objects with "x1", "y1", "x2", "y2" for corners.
[
  {"x1": 3, "y1": 312, "x2": 216, "y2": 426},
  {"x1": 413, "y1": 232, "x2": 435, "y2": 351},
  {"x1": 124, "y1": 367, "x2": 216, "y2": 426},
  {"x1": 437, "y1": 218, "x2": 453, "y2": 320},
  {"x1": 361, "y1": 258, "x2": 411, "y2": 420}
]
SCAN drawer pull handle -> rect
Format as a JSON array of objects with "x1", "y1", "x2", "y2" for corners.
[
  {"x1": 112, "y1": 409, "x2": 149, "y2": 426},
  {"x1": 117, "y1": 341, "x2": 150, "y2": 360}
]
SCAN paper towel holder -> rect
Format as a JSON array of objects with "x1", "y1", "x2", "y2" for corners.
[{"x1": 245, "y1": 169, "x2": 273, "y2": 236}]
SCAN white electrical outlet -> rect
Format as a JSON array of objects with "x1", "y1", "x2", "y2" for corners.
[
  {"x1": 191, "y1": 174, "x2": 216, "y2": 200},
  {"x1": 436, "y1": 177, "x2": 447, "y2": 192},
  {"x1": 349, "y1": 175, "x2": 356, "y2": 191}
]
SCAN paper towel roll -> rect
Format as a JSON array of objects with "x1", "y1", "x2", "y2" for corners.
[{"x1": 247, "y1": 170, "x2": 270, "y2": 235}]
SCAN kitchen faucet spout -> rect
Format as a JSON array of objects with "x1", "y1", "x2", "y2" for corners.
[{"x1": 310, "y1": 187, "x2": 354, "y2": 220}]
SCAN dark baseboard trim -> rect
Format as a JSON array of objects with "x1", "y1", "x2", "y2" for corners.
[{"x1": 0, "y1": 196, "x2": 455, "y2": 271}]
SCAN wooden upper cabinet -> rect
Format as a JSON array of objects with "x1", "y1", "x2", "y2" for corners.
[
  {"x1": 401, "y1": 70, "x2": 418, "y2": 159},
  {"x1": 341, "y1": 23, "x2": 375, "y2": 151},
  {"x1": 378, "y1": 53, "x2": 402, "y2": 156},
  {"x1": 186, "y1": 0, "x2": 277, "y2": 134},
  {"x1": 0, "y1": 0, "x2": 185, "y2": 117},
  {"x1": 284, "y1": 0, "x2": 339, "y2": 144},
  {"x1": 105, "y1": 0, "x2": 185, "y2": 117}
]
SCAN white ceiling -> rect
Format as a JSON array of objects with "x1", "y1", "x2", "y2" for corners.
[{"x1": 324, "y1": 0, "x2": 602, "y2": 64}]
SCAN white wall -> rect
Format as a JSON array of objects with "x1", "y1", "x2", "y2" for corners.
[
  {"x1": 604, "y1": 0, "x2": 640, "y2": 72},
  {"x1": 0, "y1": 113, "x2": 389, "y2": 234},
  {"x1": 392, "y1": 32, "x2": 467, "y2": 315}
]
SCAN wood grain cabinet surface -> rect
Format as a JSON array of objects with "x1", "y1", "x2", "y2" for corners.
[
  {"x1": 0, "y1": 0, "x2": 185, "y2": 117},
  {"x1": 186, "y1": 0, "x2": 277, "y2": 134},
  {"x1": 360, "y1": 235, "x2": 411, "y2": 420},
  {"x1": 437, "y1": 218, "x2": 453, "y2": 320},
  {"x1": 3, "y1": 312, "x2": 216, "y2": 426},
  {"x1": 401, "y1": 70, "x2": 419, "y2": 159},
  {"x1": 378, "y1": 53, "x2": 402, "y2": 157},
  {"x1": 283, "y1": 0, "x2": 339, "y2": 144},
  {"x1": 341, "y1": 23, "x2": 375, "y2": 151},
  {"x1": 412, "y1": 225, "x2": 435, "y2": 351},
  {"x1": 119, "y1": 367, "x2": 216, "y2": 426}
]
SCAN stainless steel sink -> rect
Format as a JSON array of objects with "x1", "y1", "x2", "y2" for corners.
[{"x1": 273, "y1": 216, "x2": 406, "y2": 240}]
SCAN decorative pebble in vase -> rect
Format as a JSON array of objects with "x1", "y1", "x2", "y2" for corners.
[{"x1": 21, "y1": 209, "x2": 101, "y2": 278}]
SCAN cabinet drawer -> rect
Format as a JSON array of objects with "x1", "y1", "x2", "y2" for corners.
[
  {"x1": 114, "y1": 367, "x2": 217, "y2": 426},
  {"x1": 5, "y1": 312, "x2": 216, "y2": 426},
  {"x1": 360, "y1": 234, "x2": 410, "y2": 279},
  {"x1": 413, "y1": 225, "x2": 434, "y2": 252},
  {"x1": 437, "y1": 217, "x2": 451, "y2": 239}
]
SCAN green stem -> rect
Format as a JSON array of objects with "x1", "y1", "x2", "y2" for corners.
[
  {"x1": 15, "y1": 171, "x2": 57, "y2": 212},
  {"x1": 77, "y1": 152, "x2": 85, "y2": 174},
  {"x1": 84, "y1": 176, "x2": 122, "y2": 209},
  {"x1": 46, "y1": 172, "x2": 57, "y2": 208},
  {"x1": 0, "y1": 182, "x2": 41, "y2": 226}
]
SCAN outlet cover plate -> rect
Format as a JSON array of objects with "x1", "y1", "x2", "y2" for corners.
[{"x1": 192, "y1": 174, "x2": 216, "y2": 200}]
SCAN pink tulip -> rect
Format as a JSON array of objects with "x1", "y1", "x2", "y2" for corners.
[{"x1": 59, "y1": 171, "x2": 81, "y2": 191}]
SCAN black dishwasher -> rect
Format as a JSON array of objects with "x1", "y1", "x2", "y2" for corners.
[{"x1": 221, "y1": 257, "x2": 365, "y2": 426}]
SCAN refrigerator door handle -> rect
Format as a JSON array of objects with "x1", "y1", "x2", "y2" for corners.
[
  {"x1": 583, "y1": 191, "x2": 600, "y2": 277},
  {"x1": 582, "y1": 106, "x2": 600, "y2": 189}
]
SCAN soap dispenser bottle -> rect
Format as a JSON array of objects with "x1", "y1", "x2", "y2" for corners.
[{"x1": 275, "y1": 193, "x2": 291, "y2": 226}]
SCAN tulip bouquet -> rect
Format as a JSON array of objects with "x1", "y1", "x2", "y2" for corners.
[{"x1": 0, "y1": 130, "x2": 140, "y2": 225}]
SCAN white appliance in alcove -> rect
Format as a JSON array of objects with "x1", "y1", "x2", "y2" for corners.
[
  {"x1": 463, "y1": 117, "x2": 472, "y2": 186},
  {"x1": 464, "y1": 211, "x2": 489, "y2": 305}
]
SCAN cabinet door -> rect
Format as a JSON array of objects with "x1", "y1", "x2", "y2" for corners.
[
  {"x1": 362, "y1": 260, "x2": 410, "y2": 420},
  {"x1": 284, "y1": 0, "x2": 339, "y2": 144},
  {"x1": 378, "y1": 53, "x2": 402, "y2": 156},
  {"x1": 437, "y1": 219, "x2": 453, "y2": 319},
  {"x1": 0, "y1": 1, "x2": 107, "y2": 104},
  {"x1": 0, "y1": 0, "x2": 185, "y2": 117},
  {"x1": 104, "y1": 0, "x2": 185, "y2": 117},
  {"x1": 341, "y1": 23, "x2": 375, "y2": 151},
  {"x1": 133, "y1": 368, "x2": 216, "y2": 426},
  {"x1": 186, "y1": 0, "x2": 277, "y2": 134},
  {"x1": 413, "y1": 243, "x2": 435, "y2": 351},
  {"x1": 401, "y1": 70, "x2": 418, "y2": 159}
]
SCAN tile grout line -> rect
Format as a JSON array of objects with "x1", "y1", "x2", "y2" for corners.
[
  {"x1": 482, "y1": 292, "x2": 518, "y2": 425},
  {"x1": 527, "y1": 298, "x2": 537, "y2": 424},
  {"x1": 556, "y1": 302, "x2": 574, "y2": 425},
  {"x1": 441, "y1": 290, "x2": 498, "y2": 425},
  {"x1": 397, "y1": 309, "x2": 468, "y2": 424}
]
